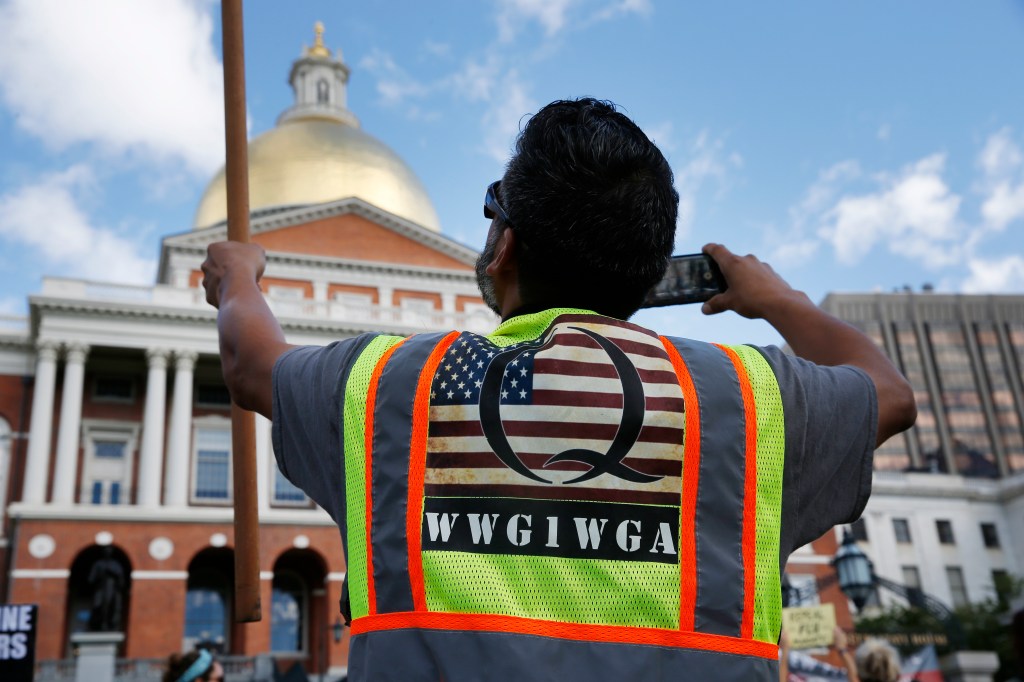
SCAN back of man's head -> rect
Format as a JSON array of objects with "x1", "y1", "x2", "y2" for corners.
[{"x1": 502, "y1": 98, "x2": 678, "y2": 320}]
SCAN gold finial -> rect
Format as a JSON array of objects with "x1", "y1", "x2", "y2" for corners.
[{"x1": 307, "y1": 21, "x2": 330, "y2": 58}]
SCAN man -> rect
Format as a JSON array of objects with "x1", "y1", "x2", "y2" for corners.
[{"x1": 202, "y1": 98, "x2": 915, "y2": 681}]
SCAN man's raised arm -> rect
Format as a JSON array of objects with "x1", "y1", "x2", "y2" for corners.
[
  {"x1": 201, "y1": 241, "x2": 294, "y2": 419},
  {"x1": 701, "y1": 243, "x2": 917, "y2": 446}
]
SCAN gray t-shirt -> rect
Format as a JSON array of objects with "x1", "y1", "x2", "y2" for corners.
[{"x1": 271, "y1": 329, "x2": 877, "y2": 566}]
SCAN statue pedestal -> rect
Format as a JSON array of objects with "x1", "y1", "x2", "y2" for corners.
[
  {"x1": 71, "y1": 632, "x2": 124, "y2": 682},
  {"x1": 939, "y1": 650, "x2": 1001, "y2": 682}
]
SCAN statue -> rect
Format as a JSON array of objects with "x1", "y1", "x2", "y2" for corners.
[{"x1": 87, "y1": 547, "x2": 125, "y2": 632}]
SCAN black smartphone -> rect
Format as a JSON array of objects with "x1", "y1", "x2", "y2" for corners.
[{"x1": 641, "y1": 253, "x2": 727, "y2": 308}]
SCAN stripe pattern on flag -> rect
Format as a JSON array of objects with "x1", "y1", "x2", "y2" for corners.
[{"x1": 426, "y1": 315, "x2": 685, "y2": 506}]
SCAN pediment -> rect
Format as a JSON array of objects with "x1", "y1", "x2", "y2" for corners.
[{"x1": 158, "y1": 197, "x2": 479, "y2": 280}]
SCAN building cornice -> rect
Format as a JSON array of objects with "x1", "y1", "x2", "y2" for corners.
[
  {"x1": 158, "y1": 196, "x2": 479, "y2": 282},
  {"x1": 8, "y1": 502, "x2": 336, "y2": 526},
  {"x1": 167, "y1": 243, "x2": 477, "y2": 283},
  {"x1": 870, "y1": 470, "x2": 1024, "y2": 503}
]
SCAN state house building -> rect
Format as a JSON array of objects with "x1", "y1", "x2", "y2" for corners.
[
  {"x1": 0, "y1": 28, "x2": 494, "y2": 677},
  {"x1": 1, "y1": 25, "x2": 1023, "y2": 679}
]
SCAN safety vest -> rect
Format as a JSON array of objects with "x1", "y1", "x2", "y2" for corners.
[{"x1": 340, "y1": 311, "x2": 785, "y2": 680}]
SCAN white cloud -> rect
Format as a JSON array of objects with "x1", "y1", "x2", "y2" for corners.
[
  {"x1": 982, "y1": 182, "x2": 1024, "y2": 232},
  {"x1": 497, "y1": 0, "x2": 578, "y2": 41},
  {"x1": 979, "y1": 127, "x2": 1022, "y2": 178},
  {"x1": 962, "y1": 255, "x2": 1024, "y2": 293},
  {"x1": 448, "y1": 56, "x2": 503, "y2": 103},
  {"x1": 768, "y1": 161, "x2": 861, "y2": 265},
  {"x1": 591, "y1": 0, "x2": 654, "y2": 23},
  {"x1": 977, "y1": 128, "x2": 1024, "y2": 231},
  {"x1": 360, "y1": 48, "x2": 432, "y2": 106},
  {"x1": 480, "y1": 71, "x2": 537, "y2": 163},
  {"x1": 642, "y1": 121, "x2": 675, "y2": 153},
  {"x1": 877, "y1": 123, "x2": 891, "y2": 141},
  {"x1": 771, "y1": 239, "x2": 821, "y2": 265},
  {"x1": 0, "y1": 0, "x2": 224, "y2": 175},
  {"x1": 817, "y1": 154, "x2": 962, "y2": 268},
  {"x1": 0, "y1": 166, "x2": 155, "y2": 284},
  {"x1": 672, "y1": 130, "x2": 743, "y2": 239},
  {"x1": 496, "y1": 0, "x2": 651, "y2": 41},
  {"x1": 423, "y1": 40, "x2": 453, "y2": 59}
]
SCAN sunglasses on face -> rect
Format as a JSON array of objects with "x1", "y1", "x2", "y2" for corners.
[{"x1": 483, "y1": 180, "x2": 514, "y2": 228}]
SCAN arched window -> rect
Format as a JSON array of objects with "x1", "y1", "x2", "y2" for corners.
[
  {"x1": 184, "y1": 549, "x2": 233, "y2": 652},
  {"x1": 316, "y1": 78, "x2": 330, "y2": 105},
  {"x1": 271, "y1": 571, "x2": 305, "y2": 653}
]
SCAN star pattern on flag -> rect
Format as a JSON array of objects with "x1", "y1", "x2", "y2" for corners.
[{"x1": 431, "y1": 334, "x2": 535, "y2": 405}]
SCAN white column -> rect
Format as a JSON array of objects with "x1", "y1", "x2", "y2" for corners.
[
  {"x1": 164, "y1": 351, "x2": 197, "y2": 507},
  {"x1": 256, "y1": 413, "x2": 271, "y2": 511},
  {"x1": 22, "y1": 340, "x2": 60, "y2": 504},
  {"x1": 171, "y1": 266, "x2": 190, "y2": 289},
  {"x1": 312, "y1": 280, "x2": 328, "y2": 302},
  {"x1": 378, "y1": 286, "x2": 394, "y2": 308},
  {"x1": 441, "y1": 292, "x2": 456, "y2": 313},
  {"x1": 137, "y1": 348, "x2": 169, "y2": 507},
  {"x1": 52, "y1": 343, "x2": 90, "y2": 504}
]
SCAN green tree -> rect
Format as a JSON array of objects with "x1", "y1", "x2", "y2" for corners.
[{"x1": 854, "y1": 575, "x2": 1023, "y2": 681}]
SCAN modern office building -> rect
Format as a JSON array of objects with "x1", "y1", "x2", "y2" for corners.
[
  {"x1": 0, "y1": 26, "x2": 494, "y2": 678},
  {"x1": 786, "y1": 291, "x2": 1024, "y2": 626}
]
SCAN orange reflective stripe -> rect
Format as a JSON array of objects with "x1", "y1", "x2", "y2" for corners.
[
  {"x1": 351, "y1": 611, "x2": 779, "y2": 660},
  {"x1": 714, "y1": 343, "x2": 759, "y2": 639},
  {"x1": 660, "y1": 337, "x2": 700, "y2": 632},
  {"x1": 407, "y1": 331, "x2": 460, "y2": 612},
  {"x1": 363, "y1": 337, "x2": 407, "y2": 615}
]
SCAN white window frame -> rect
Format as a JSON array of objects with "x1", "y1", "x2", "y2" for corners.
[
  {"x1": 945, "y1": 566, "x2": 969, "y2": 608},
  {"x1": 80, "y1": 421, "x2": 139, "y2": 506},
  {"x1": 190, "y1": 416, "x2": 233, "y2": 506},
  {"x1": 271, "y1": 466, "x2": 310, "y2": 508},
  {"x1": 333, "y1": 292, "x2": 374, "y2": 307},
  {"x1": 268, "y1": 285, "x2": 304, "y2": 300},
  {"x1": 787, "y1": 573, "x2": 820, "y2": 607},
  {"x1": 400, "y1": 296, "x2": 436, "y2": 326}
]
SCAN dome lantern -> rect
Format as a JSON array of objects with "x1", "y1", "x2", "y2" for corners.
[
  {"x1": 192, "y1": 23, "x2": 441, "y2": 232},
  {"x1": 280, "y1": 22, "x2": 358, "y2": 128}
]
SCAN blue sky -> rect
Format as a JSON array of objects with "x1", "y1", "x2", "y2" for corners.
[{"x1": 0, "y1": 0, "x2": 1022, "y2": 345}]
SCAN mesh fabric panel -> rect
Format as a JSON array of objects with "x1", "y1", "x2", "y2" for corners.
[
  {"x1": 343, "y1": 334, "x2": 404, "y2": 620},
  {"x1": 422, "y1": 549, "x2": 680, "y2": 628},
  {"x1": 729, "y1": 345, "x2": 785, "y2": 643},
  {"x1": 486, "y1": 308, "x2": 597, "y2": 347}
]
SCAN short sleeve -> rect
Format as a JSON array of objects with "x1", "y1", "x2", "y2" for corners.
[
  {"x1": 271, "y1": 335, "x2": 378, "y2": 528},
  {"x1": 755, "y1": 346, "x2": 878, "y2": 558}
]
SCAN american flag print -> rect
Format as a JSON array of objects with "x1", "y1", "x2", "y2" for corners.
[{"x1": 426, "y1": 314, "x2": 686, "y2": 506}]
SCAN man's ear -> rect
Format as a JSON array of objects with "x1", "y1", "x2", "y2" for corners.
[{"x1": 485, "y1": 226, "x2": 517, "y2": 276}]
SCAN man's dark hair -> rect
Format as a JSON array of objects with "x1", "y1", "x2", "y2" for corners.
[{"x1": 501, "y1": 97, "x2": 678, "y2": 319}]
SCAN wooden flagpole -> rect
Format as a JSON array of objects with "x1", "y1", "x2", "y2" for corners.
[{"x1": 220, "y1": 0, "x2": 262, "y2": 623}]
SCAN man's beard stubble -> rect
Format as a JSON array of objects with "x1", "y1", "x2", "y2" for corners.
[{"x1": 474, "y1": 230, "x2": 501, "y2": 316}]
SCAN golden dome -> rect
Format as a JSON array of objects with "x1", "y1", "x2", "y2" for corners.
[
  {"x1": 193, "y1": 23, "x2": 441, "y2": 232},
  {"x1": 193, "y1": 118, "x2": 441, "y2": 231}
]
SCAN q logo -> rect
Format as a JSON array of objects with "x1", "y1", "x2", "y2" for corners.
[{"x1": 478, "y1": 326, "x2": 662, "y2": 485}]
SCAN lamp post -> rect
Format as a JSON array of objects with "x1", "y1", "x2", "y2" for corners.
[
  {"x1": 830, "y1": 529, "x2": 966, "y2": 650},
  {"x1": 832, "y1": 530, "x2": 876, "y2": 611}
]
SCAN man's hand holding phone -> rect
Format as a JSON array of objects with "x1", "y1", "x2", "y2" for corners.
[{"x1": 698, "y1": 243, "x2": 809, "y2": 321}]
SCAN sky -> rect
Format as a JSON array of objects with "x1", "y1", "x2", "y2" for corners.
[{"x1": 0, "y1": 0, "x2": 1022, "y2": 346}]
